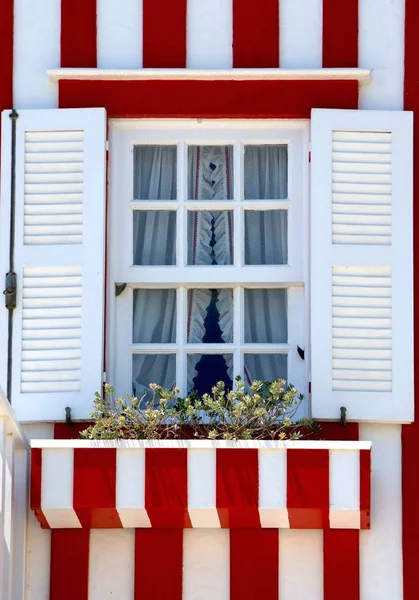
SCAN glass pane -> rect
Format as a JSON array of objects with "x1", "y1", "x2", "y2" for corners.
[
  {"x1": 188, "y1": 211, "x2": 234, "y2": 265},
  {"x1": 133, "y1": 289, "x2": 176, "y2": 343},
  {"x1": 187, "y1": 288, "x2": 233, "y2": 343},
  {"x1": 244, "y1": 354, "x2": 287, "y2": 384},
  {"x1": 244, "y1": 145, "x2": 288, "y2": 199},
  {"x1": 245, "y1": 210, "x2": 288, "y2": 265},
  {"x1": 133, "y1": 145, "x2": 177, "y2": 200},
  {"x1": 188, "y1": 354, "x2": 233, "y2": 395},
  {"x1": 244, "y1": 289, "x2": 287, "y2": 343},
  {"x1": 133, "y1": 210, "x2": 176, "y2": 265},
  {"x1": 132, "y1": 354, "x2": 176, "y2": 402},
  {"x1": 188, "y1": 146, "x2": 234, "y2": 199}
]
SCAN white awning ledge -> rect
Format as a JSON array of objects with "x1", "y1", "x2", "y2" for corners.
[{"x1": 47, "y1": 68, "x2": 371, "y2": 84}]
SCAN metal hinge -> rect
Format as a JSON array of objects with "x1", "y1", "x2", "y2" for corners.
[{"x1": 3, "y1": 272, "x2": 17, "y2": 310}]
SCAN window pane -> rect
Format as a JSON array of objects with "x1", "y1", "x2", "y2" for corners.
[
  {"x1": 187, "y1": 211, "x2": 234, "y2": 265},
  {"x1": 244, "y1": 145, "x2": 288, "y2": 199},
  {"x1": 245, "y1": 210, "x2": 288, "y2": 265},
  {"x1": 133, "y1": 289, "x2": 176, "y2": 343},
  {"x1": 188, "y1": 354, "x2": 233, "y2": 395},
  {"x1": 132, "y1": 354, "x2": 176, "y2": 402},
  {"x1": 187, "y1": 289, "x2": 233, "y2": 343},
  {"x1": 188, "y1": 146, "x2": 234, "y2": 199},
  {"x1": 133, "y1": 145, "x2": 177, "y2": 200},
  {"x1": 133, "y1": 210, "x2": 176, "y2": 265},
  {"x1": 244, "y1": 354, "x2": 287, "y2": 384},
  {"x1": 244, "y1": 289, "x2": 287, "y2": 343}
]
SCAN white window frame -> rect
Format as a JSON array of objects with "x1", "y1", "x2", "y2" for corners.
[{"x1": 107, "y1": 119, "x2": 310, "y2": 413}]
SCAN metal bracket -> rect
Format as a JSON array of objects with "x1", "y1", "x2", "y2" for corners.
[
  {"x1": 340, "y1": 406, "x2": 347, "y2": 427},
  {"x1": 3, "y1": 272, "x2": 17, "y2": 310},
  {"x1": 115, "y1": 282, "x2": 127, "y2": 297},
  {"x1": 297, "y1": 345, "x2": 305, "y2": 360},
  {"x1": 65, "y1": 406, "x2": 73, "y2": 426}
]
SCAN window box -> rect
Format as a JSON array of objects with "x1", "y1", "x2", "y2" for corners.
[{"x1": 30, "y1": 439, "x2": 371, "y2": 530}]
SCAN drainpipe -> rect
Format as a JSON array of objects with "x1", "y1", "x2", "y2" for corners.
[{"x1": 3, "y1": 109, "x2": 19, "y2": 403}]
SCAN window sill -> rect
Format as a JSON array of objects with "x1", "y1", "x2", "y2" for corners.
[{"x1": 31, "y1": 439, "x2": 371, "y2": 530}]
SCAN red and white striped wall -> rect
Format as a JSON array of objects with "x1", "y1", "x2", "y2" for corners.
[{"x1": 30, "y1": 440, "x2": 371, "y2": 531}]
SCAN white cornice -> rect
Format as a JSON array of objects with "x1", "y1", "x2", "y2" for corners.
[{"x1": 47, "y1": 68, "x2": 371, "y2": 84}]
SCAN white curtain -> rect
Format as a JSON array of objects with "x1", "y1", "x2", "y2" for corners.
[
  {"x1": 244, "y1": 354, "x2": 287, "y2": 386},
  {"x1": 132, "y1": 144, "x2": 289, "y2": 394}
]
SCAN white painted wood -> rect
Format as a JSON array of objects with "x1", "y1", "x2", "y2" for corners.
[
  {"x1": 41, "y1": 448, "x2": 81, "y2": 528},
  {"x1": 183, "y1": 530, "x2": 230, "y2": 600},
  {"x1": 89, "y1": 530, "x2": 135, "y2": 600},
  {"x1": 0, "y1": 419, "x2": 6, "y2": 596},
  {"x1": 97, "y1": 0, "x2": 143, "y2": 69},
  {"x1": 11, "y1": 448, "x2": 28, "y2": 600},
  {"x1": 24, "y1": 511, "x2": 51, "y2": 600},
  {"x1": 279, "y1": 530, "x2": 323, "y2": 600},
  {"x1": 311, "y1": 109, "x2": 413, "y2": 422},
  {"x1": 187, "y1": 0, "x2": 232, "y2": 69},
  {"x1": 14, "y1": 0, "x2": 60, "y2": 108},
  {"x1": 47, "y1": 68, "x2": 372, "y2": 82},
  {"x1": 280, "y1": 0, "x2": 322, "y2": 68},
  {"x1": 188, "y1": 448, "x2": 220, "y2": 527},
  {"x1": 358, "y1": 0, "x2": 405, "y2": 110},
  {"x1": 2, "y1": 434, "x2": 14, "y2": 600},
  {"x1": 116, "y1": 448, "x2": 151, "y2": 528},
  {"x1": 359, "y1": 424, "x2": 403, "y2": 600},
  {"x1": 0, "y1": 108, "x2": 107, "y2": 421},
  {"x1": 329, "y1": 449, "x2": 360, "y2": 528},
  {"x1": 259, "y1": 448, "x2": 289, "y2": 528}
]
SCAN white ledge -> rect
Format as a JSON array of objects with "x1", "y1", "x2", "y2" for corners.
[
  {"x1": 47, "y1": 68, "x2": 371, "y2": 84},
  {"x1": 31, "y1": 439, "x2": 372, "y2": 450}
]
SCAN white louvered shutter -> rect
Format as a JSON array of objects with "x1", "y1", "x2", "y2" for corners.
[
  {"x1": 310, "y1": 109, "x2": 413, "y2": 422},
  {"x1": 0, "y1": 108, "x2": 106, "y2": 421}
]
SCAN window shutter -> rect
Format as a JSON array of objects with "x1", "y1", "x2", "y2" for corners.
[
  {"x1": 0, "y1": 108, "x2": 106, "y2": 421},
  {"x1": 310, "y1": 109, "x2": 413, "y2": 423}
]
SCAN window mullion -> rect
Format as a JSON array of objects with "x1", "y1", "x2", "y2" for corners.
[
  {"x1": 233, "y1": 286, "x2": 243, "y2": 383},
  {"x1": 177, "y1": 286, "x2": 187, "y2": 395}
]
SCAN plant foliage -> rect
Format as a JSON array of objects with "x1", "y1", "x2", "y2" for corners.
[{"x1": 80, "y1": 379, "x2": 319, "y2": 441}]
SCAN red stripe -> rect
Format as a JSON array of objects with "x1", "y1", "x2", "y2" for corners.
[
  {"x1": 30, "y1": 448, "x2": 49, "y2": 529},
  {"x1": 61, "y1": 0, "x2": 97, "y2": 67},
  {"x1": 0, "y1": 0, "x2": 13, "y2": 109},
  {"x1": 403, "y1": 3, "x2": 419, "y2": 597},
  {"x1": 314, "y1": 422, "x2": 359, "y2": 441},
  {"x1": 54, "y1": 423, "x2": 91, "y2": 439},
  {"x1": 287, "y1": 449, "x2": 329, "y2": 528},
  {"x1": 59, "y1": 80, "x2": 359, "y2": 119},
  {"x1": 143, "y1": 0, "x2": 186, "y2": 67},
  {"x1": 323, "y1": 530, "x2": 359, "y2": 600},
  {"x1": 230, "y1": 529, "x2": 278, "y2": 600},
  {"x1": 216, "y1": 448, "x2": 260, "y2": 528},
  {"x1": 360, "y1": 449, "x2": 371, "y2": 530},
  {"x1": 322, "y1": 0, "x2": 358, "y2": 67},
  {"x1": 73, "y1": 448, "x2": 122, "y2": 528},
  {"x1": 233, "y1": 0, "x2": 279, "y2": 67},
  {"x1": 134, "y1": 529, "x2": 183, "y2": 600},
  {"x1": 50, "y1": 530, "x2": 89, "y2": 600},
  {"x1": 145, "y1": 448, "x2": 191, "y2": 528}
]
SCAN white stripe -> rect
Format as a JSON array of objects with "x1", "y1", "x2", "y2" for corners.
[
  {"x1": 187, "y1": 0, "x2": 232, "y2": 68},
  {"x1": 24, "y1": 512, "x2": 51, "y2": 600},
  {"x1": 116, "y1": 448, "x2": 151, "y2": 528},
  {"x1": 13, "y1": 0, "x2": 60, "y2": 108},
  {"x1": 41, "y1": 448, "x2": 81, "y2": 528},
  {"x1": 358, "y1": 0, "x2": 405, "y2": 110},
  {"x1": 359, "y1": 424, "x2": 403, "y2": 600},
  {"x1": 258, "y1": 448, "x2": 289, "y2": 528},
  {"x1": 188, "y1": 448, "x2": 220, "y2": 527},
  {"x1": 280, "y1": 0, "x2": 322, "y2": 68},
  {"x1": 183, "y1": 530, "x2": 230, "y2": 600},
  {"x1": 89, "y1": 530, "x2": 135, "y2": 600},
  {"x1": 279, "y1": 530, "x2": 324, "y2": 600},
  {"x1": 97, "y1": 0, "x2": 143, "y2": 69},
  {"x1": 329, "y1": 449, "x2": 360, "y2": 529}
]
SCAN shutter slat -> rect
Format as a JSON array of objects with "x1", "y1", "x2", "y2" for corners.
[{"x1": 311, "y1": 109, "x2": 413, "y2": 423}]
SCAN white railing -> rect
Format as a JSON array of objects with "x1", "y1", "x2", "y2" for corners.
[{"x1": 0, "y1": 387, "x2": 28, "y2": 600}]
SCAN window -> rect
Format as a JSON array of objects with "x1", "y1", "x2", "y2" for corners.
[{"x1": 108, "y1": 120, "x2": 309, "y2": 407}]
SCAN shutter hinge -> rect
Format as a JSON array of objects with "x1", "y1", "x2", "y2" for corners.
[
  {"x1": 3, "y1": 272, "x2": 17, "y2": 310},
  {"x1": 308, "y1": 142, "x2": 312, "y2": 163}
]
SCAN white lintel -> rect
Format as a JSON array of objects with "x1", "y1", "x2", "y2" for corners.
[{"x1": 47, "y1": 68, "x2": 371, "y2": 84}]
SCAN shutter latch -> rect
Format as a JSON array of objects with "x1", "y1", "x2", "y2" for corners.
[{"x1": 3, "y1": 272, "x2": 17, "y2": 310}]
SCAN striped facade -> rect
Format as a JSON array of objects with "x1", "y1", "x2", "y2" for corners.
[{"x1": 0, "y1": 1, "x2": 418, "y2": 599}]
